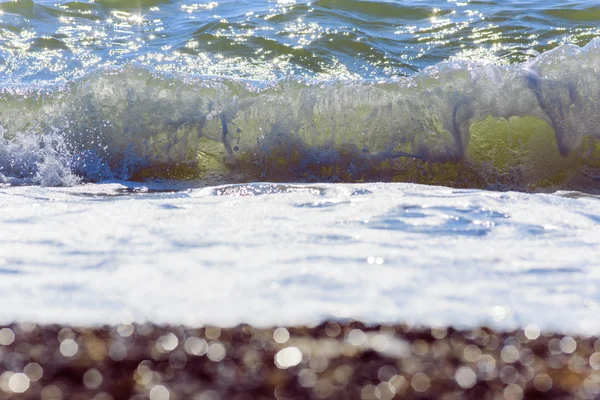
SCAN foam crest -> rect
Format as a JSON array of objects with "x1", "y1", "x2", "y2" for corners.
[
  {"x1": 0, "y1": 130, "x2": 78, "y2": 186},
  {"x1": 0, "y1": 40, "x2": 600, "y2": 189}
]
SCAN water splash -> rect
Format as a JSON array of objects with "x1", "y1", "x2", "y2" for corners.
[{"x1": 1, "y1": 40, "x2": 600, "y2": 189}]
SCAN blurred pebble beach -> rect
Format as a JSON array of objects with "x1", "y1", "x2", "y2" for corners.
[{"x1": 0, "y1": 321, "x2": 598, "y2": 399}]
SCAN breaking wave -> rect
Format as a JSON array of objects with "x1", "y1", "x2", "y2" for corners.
[{"x1": 2, "y1": 39, "x2": 600, "y2": 190}]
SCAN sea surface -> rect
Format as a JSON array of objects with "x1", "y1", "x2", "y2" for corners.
[{"x1": 1, "y1": 0, "x2": 600, "y2": 333}]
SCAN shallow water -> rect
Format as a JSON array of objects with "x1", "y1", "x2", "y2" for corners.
[
  {"x1": 1, "y1": 182, "x2": 600, "y2": 334},
  {"x1": 1, "y1": 0, "x2": 600, "y2": 332}
]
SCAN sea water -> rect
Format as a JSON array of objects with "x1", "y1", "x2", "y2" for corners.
[{"x1": 1, "y1": 0, "x2": 600, "y2": 333}]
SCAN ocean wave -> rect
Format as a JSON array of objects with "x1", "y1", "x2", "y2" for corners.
[{"x1": 1, "y1": 39, "x2": 600, "y2": 190}]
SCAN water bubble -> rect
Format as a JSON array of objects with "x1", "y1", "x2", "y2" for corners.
[
  {"x1": 455, "y1": 367, "x2": 477, "y2": 389},
  {"x1": 533, "y1": 373, "x2": 552, "y2": 392},
  {"x1": 450, "y1": 331, "x2": 466, "y2": 346},
  {"x1": 503, "y1": 383, "x2": 524, "y2": 400},
  {"x1": 168, "y1": 350, "x2": 188, "y2": 369},
  {"x1": 568, "y1": 354, "x2": 586, "y2": 373},
  {"x1": 390, "y1": 375, "x2": 407, "y2": 392},
  {"x1": 83, "y1": 369, "x2": 103, "y2": 390},
  {"x1": 477, "y1": 354, "x2": 497, "y2": 380},
  {"x1": 309, "y1": 356, "x2": 328, "y2": 373},
  {"x1": 347, "y1": 329, "x2": 366, "y2": 346},
  {"x1": 120, "y1": 311, "x2": 135, "y2": 325},
  {"x1": 274, "y1": 346, "x2": 303, "y2": 369},
  {"x1": 431, "y1": 327, "x2": 447, "y2": 339},
  {"x1": 333, "y1": 365, "x2": 353, "y2": 384},
  {"x1": 24, "y1": 363, "x2": 43, "y2": 381},
  {"x1": 243, "y1": 349, "x2": 261, "y2": 368},
  {"x1": 218, "y1": 359, "x2": 236, "y2": 378},
  {"x1": 377, "y1": 365, "x2": 397, "y2": 382},
  {"x1": 117, "y1": 324, "x2": 134, "y2": 337},
  {"x1": 519, "y1": 348, "x2": 535, "y2": 365},
  {"x1": 499, "y1": 366, "x2": 519, "y2": 384},
  {"x1": 184, "y1": 337, "x2": 208, "y2": 356},
  {"x1": 463, "y1": 344, "x2": 482, "y2": 362},
  {"x1": 411, "y1": 339, "x2": 428, "y2": 356},
  {"x1": 0, "y1": 372, "x2": 13, "y2": 393},
  {"x1": 325, "y1": 322, "x2": 341, "y2": 337},
  {"x1": 109, "y1": 342, "x2": 127, "y2": 361},
  {"x1": 60, "y1": 339, "x2": 79, "y2": 357},
  {"x1": 0, "y1": 328, "x2": 15, "y2": 346},
  {"x1": 273, "y1": 327, "x2": 290, "y2": 344},
  {"x1": 360, "y1": 384, "x2": 377, "y2": 400},
  {"x1": 18, "y1": 323, "x2": 36, "y2": 332},
  {"x1": 8, "y1": 373, "x2": 30, "y2": 393},
  {"x1": 376, "y1": 382, "x2": 396, "y2": 400},
  {"x1": 371, "y1": 334, "x2": 389, "y2": 352},
  {"x1": 207, "y1": 342, "x2": 226, "y2": 362},
  {"x1": 548, "y1": 338, "x2": 562, "y2": 354},
  {"x1": 156, "y1": 333, "x2": 178, "y2": 352},
  {"x1": 135, "y1": 363, "x2": 154, "y2": 385},
  {"x1": 524, "y1": 324, "x2": 540, "y2": 340},
  {"x1": 298, "y1": 369, "x2": 317, "y2": 387},
  {"x1": 410, "y1": 373, "x2": 430, "y2": 392},
  {"x1": 501, "y1": 345, "x2": 520, "y2": 363},
  {"x1": 58, "y1": 328, "x2": 75, "y2": 342},
  {"x1": 40, "y1": 384, "x2": 62, "y2": 400},
  {"x1": 205, "y1": 327, "x2": 221, "y2": 340},
  {"x1": 583, "y1": 374, "x2": 600, "y2": 396},
  {"x1": 149, "y1": 385, "x2": 170, "y2": 400},
  {"x1": 559, "y1": 336, "x2": 577, "y2": 354},
  {"x1": 590, "y1": 352, "x2": 600, "y2": 369}
]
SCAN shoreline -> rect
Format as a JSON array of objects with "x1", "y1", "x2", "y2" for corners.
[{"x1": 0, "y1": 321, "x2": 597, "y2": 399}]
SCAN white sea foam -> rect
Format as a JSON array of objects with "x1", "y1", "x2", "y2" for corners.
[{"x1": 0, "y1": 182, "x2": 599, "y2": 334}]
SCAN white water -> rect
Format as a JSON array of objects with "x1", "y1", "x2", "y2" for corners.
[{"x1": 1, "y1": 182, "x2": 599, "y2": 334}]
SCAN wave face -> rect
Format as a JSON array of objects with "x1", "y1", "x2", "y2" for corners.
[{"x1": 1, "y1": 0, "x2": 600, "y2": 190}]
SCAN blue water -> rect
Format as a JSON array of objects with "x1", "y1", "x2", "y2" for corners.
[{"x1": 2, "y1": 0, "x2": 599, "y2": 82}]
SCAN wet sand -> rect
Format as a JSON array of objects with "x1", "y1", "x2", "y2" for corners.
[{"x1": 0, "y1": 321, "x2": 598, "y2": 399}]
